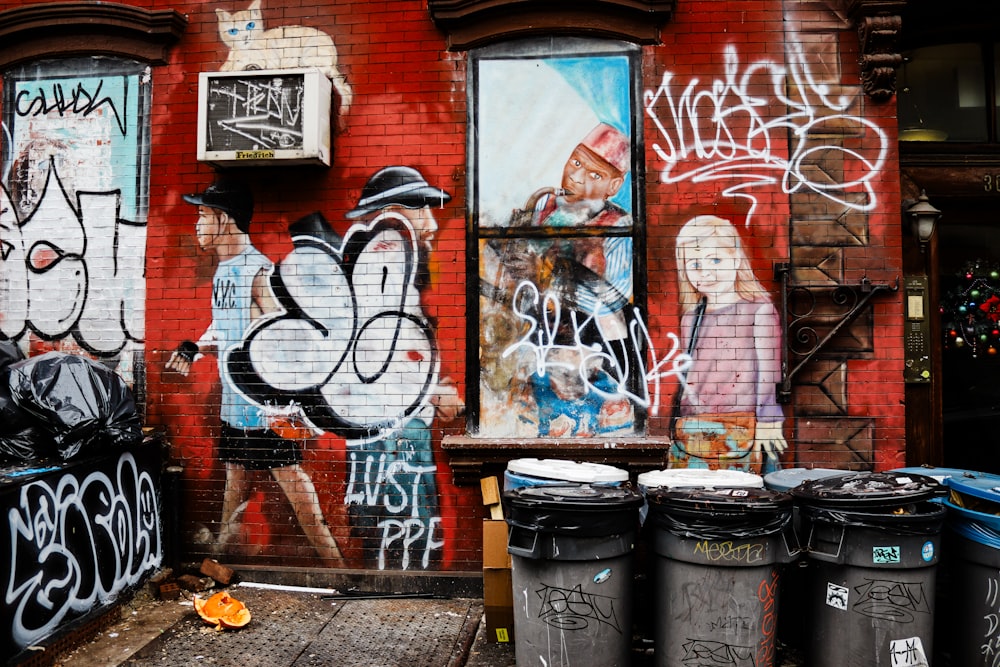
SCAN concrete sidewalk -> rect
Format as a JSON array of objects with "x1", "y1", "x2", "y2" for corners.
[
  {"x1": 44, "y1": 581, "x2": 515, "y2": 667},
  {"x1": 33, "y1": 562, "x2": 809, "y2": 667},
  {"x1": 41, "y1": 583, "x2": 805, "y2": 667}
]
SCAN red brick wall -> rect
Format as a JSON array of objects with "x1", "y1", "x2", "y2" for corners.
[
  {"x1": 143, "y1": 0, "x2": 475, "y2": 571},
  {"x1": 0, "y1": 0, "x2": 905, "y2": 571}
]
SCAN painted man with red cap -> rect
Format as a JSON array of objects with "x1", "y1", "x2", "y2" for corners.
[
  {"x1": 526, "y1": 122, "x2": 632, "y2": 231},
  {"x1": 500, "y1": 123, "x2": 633, "y2": 324}
]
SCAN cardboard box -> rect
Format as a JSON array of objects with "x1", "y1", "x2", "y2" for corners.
[
  {"x1": 484, "y1": 604, "x2": 515, "y2": 643},
  {"x1": 480, "y1": 476, "x2": 502, "y2": 506},
  {"x1": 483, "y1": 519, "x2": 512, "y2": 569},
  {"x1": 483, "y1": 567, "x2": 514, "y2": 643},
  {"x1": 484, "y1": 567, "x2": 513, "y2": 606}
]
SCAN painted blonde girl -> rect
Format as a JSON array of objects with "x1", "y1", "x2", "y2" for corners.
[{"x1": 671, "y1": 215, "x2": 787, "y2": 472}]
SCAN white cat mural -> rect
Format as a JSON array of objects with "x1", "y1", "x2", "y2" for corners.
[{"x1": 216, "y1": 0, "x2": 353, "y2": 119}]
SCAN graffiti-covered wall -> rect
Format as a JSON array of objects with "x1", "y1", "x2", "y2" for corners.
[
  {"x1": 0, "y1": 0, "x2": 905, "y2": 573},
  {"x1": 0, "y1": 57, "x2": 149, "y2": 381},
  {"x1": 0, "y1": 446, "x2": 162, "y2": 654}
]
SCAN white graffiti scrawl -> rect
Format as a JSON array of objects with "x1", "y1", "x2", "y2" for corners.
[
  {"x1": 226, "y1": 212, "x2": 437, "y2": 442},
  {"x1": 0, "y1": 163, "x2": 146, "y2": 357},
  {"x1": 4, "y1": 453, "x2": 161, "y2": 649},
  {"x1": 499, "y1": 283, "x2": 693, "y2": 418},
  {"x1": 225, "y1": 211, "x2": 445, "y2": 569},
  {"x1": 644, "y1": 43, "x2": 888, "y2": 220}
]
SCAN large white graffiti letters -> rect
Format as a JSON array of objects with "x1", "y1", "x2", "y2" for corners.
[
  {"x1": 227, "y1": 212, "x2": 437, "y2": 441},
  {"x1": 503, "y1": 280, "x2": 691, "y2": 416},
  {"x1": 982, "y1": 575, "x2": 1000, "y2": 666},
  {"x1": 644, "y1": 43, "x2": 887, "y2": 218},
  {"x1": 344, "y1": 450, "x2": 443, "y2": 570},
  {"x1": 4, "y1": 453, "x2": 161, "y2": 648},
  {"x1": 0, "y1": 163, "x2": 146, "y2": 356}
]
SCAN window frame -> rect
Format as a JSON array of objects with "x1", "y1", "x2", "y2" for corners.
[
  {"x1": 464, "y1": 37, "x2": 648, "y2": 438},
  {"x1": 898, "y1": 41, "x2": 1000, "y2": 144},
  {"x1": 2, "y1": 56, "x2": 154, "y2": 222}
]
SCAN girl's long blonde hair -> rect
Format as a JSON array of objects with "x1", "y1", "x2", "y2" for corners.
[{"x1": 675, "y1": 215, "x2": 769, "y2": 312}]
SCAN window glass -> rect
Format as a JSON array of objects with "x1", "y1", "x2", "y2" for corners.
[
  {"x1": 899, "y1": 43, "x2": 987, "y2": 142},
  {"x1": 470, "y1": 39, "x2": 644, "y2": 438}
]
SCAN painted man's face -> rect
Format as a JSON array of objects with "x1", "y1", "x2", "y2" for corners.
[
  {"x1": 683, "y1": 243, "x2": 740, "y2": 296},
  {"x1": 560, "y1": 145, "x2": 624, "y2": 203},
  {"x1": 195, "y1": 206, "x2": 227, "y2": 251},
  {"x1": 399, "y1": 206, "x2": 439, "y2": 251}
]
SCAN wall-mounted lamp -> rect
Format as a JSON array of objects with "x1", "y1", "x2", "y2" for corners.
[{"x1": 907, "y1": 190, "x2": 941, "y2": 252}]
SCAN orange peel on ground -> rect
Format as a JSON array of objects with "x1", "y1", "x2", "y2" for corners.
[{"x1": 193, "y1": 590, "x2": 251, "y2": 630}]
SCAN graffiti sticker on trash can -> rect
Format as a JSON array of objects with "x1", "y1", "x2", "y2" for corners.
[
  {"x1": 826, "y1": 583, "x2": 849, "y2": 610},
  {"x1": 872, "y1": 546, "x2": 901, "y2": 564}
]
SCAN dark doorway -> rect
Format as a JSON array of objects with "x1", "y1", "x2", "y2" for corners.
[{"x1": 939, "y1": 216, "x2": 1000, "y2": 474}]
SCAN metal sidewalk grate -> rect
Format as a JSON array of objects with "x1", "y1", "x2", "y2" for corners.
[
  {"x1": 292, "y1": 598, "x2": 477, "y2": 667},
  {"x1": 120, "y1": 588, "x2": 480, "y2": 667}
]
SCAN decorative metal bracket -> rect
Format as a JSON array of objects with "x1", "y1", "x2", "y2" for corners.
[
  {"x1": 846, "y1": 0, "x2": 906, "y2": 101},
  {"x1": 774, "y1": 263, "x2": 899, "y2": 404}
]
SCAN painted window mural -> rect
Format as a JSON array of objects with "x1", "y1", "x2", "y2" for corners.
[
  {"x1": 472, "y1": 39, "x2": 645, "y2": 438},
  {"x1": 0, "y1": 57, "x2": 149, "y2": 387}
]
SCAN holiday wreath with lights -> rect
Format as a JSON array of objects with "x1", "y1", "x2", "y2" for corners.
[{"x1": 941, "y1": 260, "x2": 1000, "y2": 357}]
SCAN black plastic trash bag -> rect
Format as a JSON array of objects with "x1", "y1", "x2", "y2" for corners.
[
  {"x1": 0, "y1": 380, "x2": 51, "y2": 463},
  {"x1": 0, "y1": 340, "x2": 25, "y2": 372},
  {"x1": 8, "y1": 352, "x2": 143, "y2": 460},
  {"x1": 0, "y1": 342, "x2": 48, "y2": 463}
]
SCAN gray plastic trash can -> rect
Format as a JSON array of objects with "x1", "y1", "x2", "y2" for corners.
[
  {"x1": 940, "y1": 471, "x2": 1000, "y2": 666},
  {"x1": 505, "y1": 484, "x2": 643, "y2": 667},
  {"x1": 646, "y1": 486, "x2": 796, "y2": 667},
  {"x1": 793, "y1": 471, "x2": 946, "y2": 667},
  {"x1": 762, "y1": 467, "x2": 845, "y2": 653}
]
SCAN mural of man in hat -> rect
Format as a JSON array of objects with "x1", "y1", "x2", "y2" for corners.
[
  {"x1": 166, "y1": 179, "x2": 345, "y2": 565},
  {"x1": 341, "y1": 165, "x2": 463, "y2": 569}
]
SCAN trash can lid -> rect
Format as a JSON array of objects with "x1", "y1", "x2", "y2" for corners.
[
  {"x1": 889, "y1": 466, "x2": 989, "y2": 485},
  {"x1": 945, "y1": 470, "x2": 1000, "y2": 505},
  {"x1": 646, "y1": 487, "x2": 793, "y2": 539},
  {"x1": 763, "y1": 467, "x2": 844, "y2": 492},
  {"x1": 504, "y1": 483, "x2": 644, "y2": 511},
  {"x1": 791, "y1": 471, "x2": 946, "y2": 507},
  {"x1": 637, "y1": 468, "x2": 763, "y2": 490},
  {"x1": 505, "y1": 458, "x2": 629, "y2": 484},
  {"x1": 647, "y1": 486, "x2": 793, "y2": 513}
]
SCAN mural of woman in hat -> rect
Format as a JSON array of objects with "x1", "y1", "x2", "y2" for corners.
[
  {"x1": 670, "y1": 214, "x2": 787, "y2": 473},
  {"x1": 166, "y1": 180, "x2": 345, "y2": 565}
]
